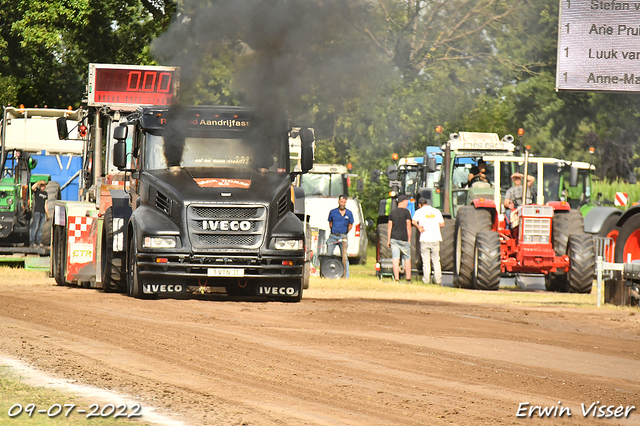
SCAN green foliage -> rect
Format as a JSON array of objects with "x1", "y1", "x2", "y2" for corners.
[
  {"x1": 592, "y1": 179, "x2": 640, "y2": 207},
  {"x1": 2, "y1": 0, "x2": 640, "y2": 218},
  {"x1": 0, "y1": 0, "x2": 175, "y2": 108}
]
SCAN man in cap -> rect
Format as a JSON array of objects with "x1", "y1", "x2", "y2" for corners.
[
  {"x1": 30, "y1": 180, "x2": 48, "y2": 247},
  {"x1": 504, "y1": 172, "x2": 535, "y2": 228},
  {"x1": 387, "y1": 195, "x2": 412, "y2": 282},
  {"x1": 412, "y1": 197, "x2": 445, "y2": 285}
]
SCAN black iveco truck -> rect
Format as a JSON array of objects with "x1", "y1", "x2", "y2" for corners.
[{"x1": 111, "y1": 105, "x2": 314, "y2": 301}]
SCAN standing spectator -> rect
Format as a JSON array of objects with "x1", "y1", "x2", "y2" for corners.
[
  {"x1": 387, "y1": 195, "x2": 412, "y2": 282},
  {"x1": 30, "y1": 180, "x2": 48, "y2": 248},
  {"x1": 412, "y1": 198, "x2": 445, "y2": 285},
  {"x1": 327, "y1": 194, "x2": 354, "y2": 278}
]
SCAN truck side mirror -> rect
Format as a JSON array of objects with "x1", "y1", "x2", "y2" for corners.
[
  {"x1": 569, "y1": 165, "x2": 579, "y2": 187},
  {"x1": 357, "y1": 178, "x2": 363, "y2": 191},
  {"x1": 371, "y1": 169, "x2": 380, "y2": 183},
  {"x1": 387, "y1": 165, "x2": 398, "y2": 181},
  {"x1": 56, "y1": 117, "x2": 69, "y2": 140},
  {"x1": 426, "y1": 156, "x2": 437, "y2": 173},
  {"x1": 113, "y1": 124, "x2": 128, "y2": 141},
  {"x1": 113, "y1": 141, "x2": 127, "y2": 170},
  {"x1": 300, "y1": 127, "x2": 314, "y2": 173}
]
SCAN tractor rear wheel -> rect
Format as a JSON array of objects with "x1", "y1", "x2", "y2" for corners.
[
  {"x1": 474, "y1": 231, "x2": 501, "y2": 291},
  {"x1": 567, "y1": 233, "x2": 596, "y2": 293},
  {"x1": 440, "y1": 217, "x2": 454, "y2": 272},
  {"x1": 614, "y1": 213, "x2": 640, "y2": 263},
  {"x1": 454, "y1": 207, "x2": 492, "y2": 288}
]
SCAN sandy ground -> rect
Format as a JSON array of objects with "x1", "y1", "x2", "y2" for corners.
[{"x1": 0, "y1": 276, "x2": 639, "y2": 426}]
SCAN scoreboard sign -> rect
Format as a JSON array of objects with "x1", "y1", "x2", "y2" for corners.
[
  {"x1": 87, "y1": 63, "x2": 180, "y2": 109},
  {"x1": 556, "y1": 0, "x2": 640, "y2": 92}
]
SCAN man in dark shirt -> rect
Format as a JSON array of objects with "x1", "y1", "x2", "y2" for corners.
[
  {"x1": 30, "y1": 180, "x2": 48, "y2": 247},
  {"x1": 387, "y1": 194, "x2": 412, "y2": 282},
  {"x1": 326, "y1": 194, "x2": 354, "y2": 277},
  {"x1": 468, "y1": 159, "x2": 492, "y2": 187}
]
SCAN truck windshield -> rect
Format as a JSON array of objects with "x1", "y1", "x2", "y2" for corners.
[
  {"x1": 143, "y1": 133, "x2": 287, "y2": 172},
  {"x1": 301, "y1": 173, "x2": 345, "y2": 196}
]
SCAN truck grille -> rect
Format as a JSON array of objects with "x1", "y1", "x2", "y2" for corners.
[{"x1": 188, "y1": 204, "x2": 266, "y2": 250}]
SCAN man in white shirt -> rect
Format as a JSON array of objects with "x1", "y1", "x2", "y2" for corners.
[{"x1": 412, "y1": 198, "x2": 445, "y2": 285}]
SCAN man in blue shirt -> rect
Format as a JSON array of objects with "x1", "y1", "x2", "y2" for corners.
[{"x1": 326, "y1": 194, "x2": 354, "y2": 277}]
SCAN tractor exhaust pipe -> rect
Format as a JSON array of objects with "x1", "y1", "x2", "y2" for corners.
[{"x1": 522, "y1": 145, "x2": 530, "y2": 208}]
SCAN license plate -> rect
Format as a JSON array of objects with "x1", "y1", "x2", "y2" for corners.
[{"x1": 207, "y1": 268, "x2": 244, "y2": 277}]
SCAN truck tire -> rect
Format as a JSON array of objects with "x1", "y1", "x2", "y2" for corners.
[
  {"x1": 303, "y1": 222, "x2": 311, "y2": 289},
  {"x1": 101, "y1": 207, "x2": 125, "y2": 293},
  {"x1": 614, "y1": 213, "x2": 640, "y2": 263},
  {"x1": 127, "y1": 237, "x2": 154, "y2": 299},
  {"x1": 567, "y1": 233, "x2": 596, "y2": 293},
  {"x1": 474, "y1": 231, "x2": 501, "y2": 291},
  {"x1": 41, "y1": 181, "x2": 60, "y2": 246},
  {"x1": 377, "y1": 222, "x2": 390, "y2": 260},
  {"x1": 549, "y1": 209, "x2": 584, "y2": 291},
  {"x1": 303, "y1": 261, "x2": 310, "y2": 290},
  {"x1": 440, "y1": 217, "x2": 454, "y2": 272},
  {"x1": 454, "y1": 207, "x2": 492, "y2": 288},
  {"x1": 52, "y1": 225, "x2": 66, "y2": 286}
]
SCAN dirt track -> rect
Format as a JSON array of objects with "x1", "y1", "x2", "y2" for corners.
[{"x1": 0, "y1": 277, "x2": 639, "y2": 426}]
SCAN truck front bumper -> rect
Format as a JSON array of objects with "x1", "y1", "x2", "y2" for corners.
[{"x1": 136, "y1": 252, "x2": 305, "y2": 279}]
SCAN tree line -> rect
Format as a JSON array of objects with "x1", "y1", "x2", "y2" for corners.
[{"x1": 1, "y1": 0, "x2": 639, "y2": 222}]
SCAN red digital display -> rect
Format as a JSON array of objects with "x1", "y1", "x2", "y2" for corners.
[{"x1": 88, "y1": 64, "x2": 179, "y2": 109}]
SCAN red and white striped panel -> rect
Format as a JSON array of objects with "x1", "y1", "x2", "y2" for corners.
[
  {"x1": 68, "y1": 216, "x2": 94, "y2": 244},
  {"x1": 615, "y1": 192, "x2": 629, "y2": 207}
]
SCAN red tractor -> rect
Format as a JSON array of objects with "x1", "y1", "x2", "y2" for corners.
[{"x1": 451, "y1": 148, "x2": 596, "y2": 292}]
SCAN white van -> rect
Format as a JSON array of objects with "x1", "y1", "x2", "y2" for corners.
[{"x1": 305, "y1": 197, "x2": 368, "y2": 264}]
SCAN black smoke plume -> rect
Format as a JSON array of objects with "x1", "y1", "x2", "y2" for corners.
[{"x1": 151, "y1": 0, "x2": 382, "y2": 120}]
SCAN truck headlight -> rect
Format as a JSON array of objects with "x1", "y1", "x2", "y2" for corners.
[
  {"x1": 6, "y1": 198, "x2": 13, "y2": 206},
  {"x1": 143, "y1": 236, "x2": 177, "y2": 249},
  {"x1": 274, "y1": 238, "x2": 303, "y2": 250}
]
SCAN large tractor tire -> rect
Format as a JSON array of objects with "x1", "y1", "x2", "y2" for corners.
[
  {"x1": 410, "y1": 230, "x2": 420, "y2": 272},
  {"x1": 101, "y1": 207, "x2": 126, "y2": 293},
  {"x1": 454, "y1": 206, "x2": 492, "y2": 288},
  {"x1": 440, "y1": 217, "x2": 455, "y2": 272},
  {"x1": 548, "y1": 210, "x2": 584, "y2": 291},
  {"x1": 552, "y1": 210, "x2": 584, "y2": 257},
  {"x1": 474, "y1": 231, "x2": 501, "y2": 291},
  {"x1": 566, "y1": 233, "x2": 596, "y2": 293},
  {"x1": 377, "y1": 222, "x2": 390, "y2": 260},
  {"x1": 41, "y1": 181, "x2": 60, "y2": 246},
  {"x1": 597, "y1": 214, "x2": 620, "y2": 262},
  {"x1": 614, "y1": 213, "x2": 640, "y2": 263}
]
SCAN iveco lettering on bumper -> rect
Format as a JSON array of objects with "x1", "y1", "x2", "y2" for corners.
[
  {"x1": 143, "y1": 285, "x2": 183, "y2": 293},
  {"x1": 259, "y1": 286, "x2": 298, "y2": 296},
  {"x1": 202, "y1": 220, "x2": 251, "y2": 231}
]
